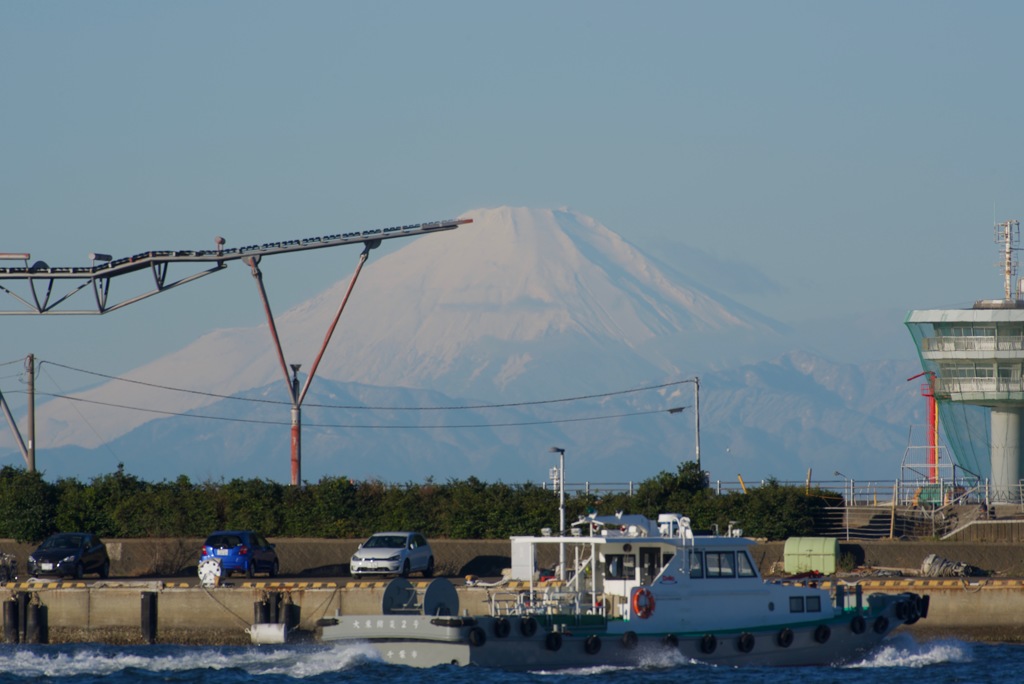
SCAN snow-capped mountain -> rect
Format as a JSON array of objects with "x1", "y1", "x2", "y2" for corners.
[
  {"x1": 12, "y1": 207, "x2": 923, "y2": 484},
  {"x1": 35, "y1": 207, "x2": 786, "y2": 448}
]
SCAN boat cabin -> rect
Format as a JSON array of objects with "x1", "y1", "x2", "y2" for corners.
[{"x1": 508, "y1": 513, "x2": 764, "y2": 620}]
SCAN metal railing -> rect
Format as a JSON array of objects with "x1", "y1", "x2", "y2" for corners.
[
  {"x1": 552, "y1": 477, "x2": 1022, "y2": 506},
  {"x1": 933, "y1": 377, "x2": 1024, "y2": 395},
  {"x1": 921, "y1": 335, "x2": 1024, "y2": 352},
  {"x1": 545, "y1": 476, "x2": 1024, "y2": 541}
]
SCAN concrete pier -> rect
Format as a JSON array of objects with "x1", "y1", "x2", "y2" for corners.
[
  {"x1": 1, "y1": 576, "x2": 1023, "y2": 645},
  {"x1": 2, "y1": 537, "x2": 1024, "y2": 644}
]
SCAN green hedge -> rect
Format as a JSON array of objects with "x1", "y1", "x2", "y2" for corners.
[{"x1": 0, "y1": 462, "x2": 832, "y2": 543}]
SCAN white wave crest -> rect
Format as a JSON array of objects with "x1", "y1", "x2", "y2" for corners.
[
  {"x1": 847, "y1": 634, "x2": 972, "y2": 668},
  {"x1": 0, "y1": 643, "x2": 380, "y2": 678}
]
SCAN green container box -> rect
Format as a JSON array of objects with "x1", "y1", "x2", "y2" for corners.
[{"x1": 783, "y1": 537, "x2": 839, "y2": 575}]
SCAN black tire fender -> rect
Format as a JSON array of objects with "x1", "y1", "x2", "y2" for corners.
[
  {"x1": 777, "y1": 628, "x2": 794, "y2": 648},
  {"x1": 520, "y1": 616, "x2": 538, "y2": 637},
  {"x1": 850, "y1": 615, "x2": 866, "y2": 634},
  {"x1": 737, "y1": 632, "x2": 755, "y2": 653},
  {"x1": 468, "y1": 627, "x2": 486, "y2": 647},
  {"x1": 700, "y1": 633, "x2": 717, "y2": 654},
  {"x1": 621, "y1": 631, "x2": 638, "y2": 649},
  {"x1": 545, "y1": 631, "x2": 562, "y2": 651},
  {"x1": 663, "y1": 633, "x2": 679, "y2": 648},
  {"x1": 493, "y1": 617, "x2": 511, "y2": 639},
  {"x1": 584, "y1": 635, "x2": 602, "y2": 655},
  {"x1": 814, "y1": 624, "x2": 831, "y2": 644},
  {"x1": 873, "y1": 616, "x2": 890, "y2": 634}
]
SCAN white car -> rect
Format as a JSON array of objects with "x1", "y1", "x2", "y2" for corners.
[{"x1": 350, "y1": 531, "x2": 434, "y2": 579}]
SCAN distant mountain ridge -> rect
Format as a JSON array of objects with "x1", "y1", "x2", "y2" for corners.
[{"x1": 9, "y1": 206, "x2": 925, "y2": 484}]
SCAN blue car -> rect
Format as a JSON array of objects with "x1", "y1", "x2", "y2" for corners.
[
  {"x1": 28, "y1": 532, "x2": 110, "y2": 579},
  {"x1": 200, "y1": 530, "x2": 279, "y2": 578}
]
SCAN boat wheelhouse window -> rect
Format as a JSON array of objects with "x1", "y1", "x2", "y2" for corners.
[
  {"x1": 704, "y1": 551, "x2": 736, "y2": 578},
  {"x1": 640, "y1": 547, "x2": 661, "y2": 585},
  {"x1": 689, "y1": 551, "x2": 703, "y2": 578},
  {"x1": 791, "y1": 595, "x2": 822, "y2": 612},
  {"x1": 737, "y1": 551, "x2": 757, "y2": 578},
  {"x1": 605, "y1": 554, "x2": 636, "y2": 580}
]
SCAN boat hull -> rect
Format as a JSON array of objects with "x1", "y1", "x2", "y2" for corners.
[{"x1": 317, "y1": 592, "x2": 926, "y2": 669}]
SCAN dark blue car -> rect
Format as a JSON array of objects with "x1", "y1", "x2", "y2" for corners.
[
  {"x1": 28, "y1": 533, "x2": 110, "y2": 579},
  {"x1": 200, "y1": 530, "x2": 279, "y2": 578}
]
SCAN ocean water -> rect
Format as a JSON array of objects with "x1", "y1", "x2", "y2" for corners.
[{"x1": 0, "y1": 635, "x2": 1010, "y2": 683}]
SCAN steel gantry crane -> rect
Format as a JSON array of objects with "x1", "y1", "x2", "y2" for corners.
[{"x1": 1, "y1": 218, "x2": 473, "y2": 484}]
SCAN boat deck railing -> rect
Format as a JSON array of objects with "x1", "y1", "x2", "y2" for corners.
[{"x1": 487, "y1": 587, "x2": 608, "y2": 619}]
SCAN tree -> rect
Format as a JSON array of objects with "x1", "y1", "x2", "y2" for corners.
[{"x1": 0, "y1": 466, "x2": 56, "y2": 542}]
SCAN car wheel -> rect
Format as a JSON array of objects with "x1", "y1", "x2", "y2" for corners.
[
  {"x1": 270, "y1": 560, "x2": 279, "y2": 578},
  {"x1": 74, "y1": 563, "x2": 84, "y2": 580},
  {"x1": 99, "y1": 560, "x2": 110, "y2": 579},
  {"x1": 351, "y1": 571, "x2": 361, "y2": 580},
  {"x1": 424, "y1": 557, "x2": 435, "y2": 578},
  {"x1": 246, "y1": 560, "x2": 255, "y2": 578},
  {"x1": 400, "y1": 559, "x2": 411, "y2": 578}
]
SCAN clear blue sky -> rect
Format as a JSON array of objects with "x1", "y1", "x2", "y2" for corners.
[{"x1": 4, "y1": 1, "x2": 1024, "y2": 382}]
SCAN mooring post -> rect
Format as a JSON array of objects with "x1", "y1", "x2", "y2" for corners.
[
  {"x1": 268, "y1": 592, "x2": 281, "y2": 624},
  {"x1": 141, "y1": 591, "x2": 158, "y2": 644},
  {"x1": 2, "y1": 599, "x2": 17, "y2": 644},
  {"x1": 254, "y1": 598, "x2": 270, "y2": 624},
  {"x1": 24, "y1": 603, "x2": 40, "y2": 644},
  {"x1": 16, "y1": 592, "x2": 28, "y2": 643}
]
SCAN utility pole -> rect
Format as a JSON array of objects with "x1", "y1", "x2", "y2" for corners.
[
  {"x1": 0, "y1": 354, "x2": 35, "y2": 471},
  {"x1": 26, "y1": 354, "x2": 35, "y2": 472}
]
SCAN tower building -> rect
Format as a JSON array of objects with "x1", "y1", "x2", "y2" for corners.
[{"x1": 906, "y1": 220, "x2": 1024, "y2": 502}]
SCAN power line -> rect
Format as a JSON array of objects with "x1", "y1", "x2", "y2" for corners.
[
  {"x1": 34, "y1": 391, "x2": 686, "y2": 430},
  {"x1": 40, "y1": 360, "x2": 696, "y2": 411}
]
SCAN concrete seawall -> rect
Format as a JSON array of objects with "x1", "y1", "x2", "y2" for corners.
[
  {"x1": 1, "y1": 538, "x2": 1022, "y2": 645},
  {"x1": 4, "y1": 576, "x2": 1022, "y2": 645}
]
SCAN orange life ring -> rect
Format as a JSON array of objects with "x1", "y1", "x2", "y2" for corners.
[{"x1": 632, "y1": 587, "x2": 656, "y2": 619}]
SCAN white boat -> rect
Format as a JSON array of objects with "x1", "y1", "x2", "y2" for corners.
[{"x1": 317, "y1": 513, "x2": 928, "y2": 669}]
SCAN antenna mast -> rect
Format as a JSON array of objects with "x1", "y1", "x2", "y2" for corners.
[{"x1": 995, "y1": 220, "x2": 1021, "y2": 301}]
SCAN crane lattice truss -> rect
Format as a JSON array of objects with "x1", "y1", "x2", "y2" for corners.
[{"x1": 0, "y1": 219, "x2": 470, "y2": 314}]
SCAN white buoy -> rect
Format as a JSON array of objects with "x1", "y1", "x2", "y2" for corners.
[{"x1": 247, "y1": 623, "x2": 287, "y2": 644}]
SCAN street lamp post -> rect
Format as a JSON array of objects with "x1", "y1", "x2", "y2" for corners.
[
  {"x1": 550, "y1": 446, "x2": 566, "y2": 581},
  {"x1": 668, "y1": 376, "x2": 701, "y2": 473},
  {"x1": 834, "y1": 470, "x2": 852, "y2": 541}
]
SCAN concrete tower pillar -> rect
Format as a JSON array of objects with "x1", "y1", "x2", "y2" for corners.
[{"x1": 990, "y1": 407, "x2": 1024, "y2": 502}]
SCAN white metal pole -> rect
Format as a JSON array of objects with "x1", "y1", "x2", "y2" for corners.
[
  {"x1": 694, "y1": 377, "x2": 701, "y2": 472},
  {"x1": 559, "y1": 449, "x2": 565, "y2": 581}
]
